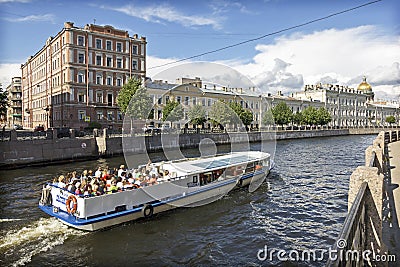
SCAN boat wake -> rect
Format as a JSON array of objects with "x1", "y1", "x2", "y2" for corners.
[{"x1": 0, "y1": 217, "x2": 84, "y2": 267}]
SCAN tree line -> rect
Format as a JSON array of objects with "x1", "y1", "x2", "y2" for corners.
[{"x1": 263, "y1": 101, "x2": 332, "y2": 126}]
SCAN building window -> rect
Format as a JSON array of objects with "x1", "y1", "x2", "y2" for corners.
[
  {"x1": 132, "y1": 45, "x2": 138, "y2": 55},
  {"x1": 107, "y1": 111, "x2": 114, "y2": 120},
  {"x1": 192, "y1": 97, "x2": 196, "y2": 105},
  {"x1": 97, "y1": 111, "x2": 103, "y2": 120},
  {"x1": 116, "y1": 42, "x2": 122, "y2": 52},
  {"x1": 116, "y1": 78, "x2": 122, "y2": 87},
  {"x1": 96, "y1": 55, "x2": 102, "y2": 66},
  {"x1": 202, "y1": 98, "x2": 206, "y2": 106},
  {"x1": 78, "y1": 93, "x2": 85, "y2": 103},
  {"x1": 78, "y1": 73, "x2": 85, "y2": 83},
  {"x1": 117, "y1": 111, "x2": 123, "y2": 121},
  {"x1": 176, "y1": 96, "x2": 181, "y2": 103},
  {"x1": 78, "y1": 110, "x2": 86, "y2": 120},
  {"x1": 96, "y1": 39, "x2": 102, "y2": 49},
  {"x1": 106, "y1": 40, "x2": 112, "y2": 50},
  {"x1": 117, "y1": 58, "x2": 122, "y2": 68},
  {"x1": 78, "y1": 53, "x2": 84, "y2": 64},
  {"x1": 132, "y1": 60, "x2": 137, "y2": 70},
  {"x1": 208, "y1": 99, "x2": 212, "y2": 106},
  {"x1": 158, "y1": 96, "x2": 162, "y2": 105},
  {"x1": 96, "y1": 92, "x2": 103, "y2": 103},
  {"x1": 106, "y1": 76, "x2": 112, "y2": 86},
  {"x1": 165, "y1": 96, "x2": 170, "y2": 103},
  {"x1": 106, "y1": 57, "x2": 112, "y2": 67},
  {"x1": 107, "y1": 93, "x2": 113, "y2": 106},
  {"x1": 96, "y1": 75, "x2": 102, "y2": 85},
  {"x1": 78, "y1": 36, "x2": 84, "y2": 46},
  {"x1": 184, "y1": 96, "x2": 189, "y2": 105}
]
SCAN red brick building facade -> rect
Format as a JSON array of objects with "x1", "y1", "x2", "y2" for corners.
[{"x1": 21, "y1": 22, "x2": 146, "y2": 130}]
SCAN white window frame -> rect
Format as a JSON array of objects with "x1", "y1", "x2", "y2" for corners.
[
  {"x1": 78, "y1": 35, "x2": 84, "y2": 46},
  {"x1": 96, "y1": 38, "x2": 102, "y2": 49},
  {"x1": 78, "y1": 72, "x2": 85, "y2": 83},
  {"x1": 78, "y1": 110, "x2": 86, "y2": 120},
  {"x1": 116, "y1": 77, "x2": 122, "y2": 87},
  {"x1": 106, "y1": 56, "x2": 112, "y2": 67},
  {"x1": 106, "y1": 40, "x2": 112, "y2": 50},
  {"x1": 96, "y1": 55, "x2": 102, "y2": 66},
  {"x1": 106, "y1": 76, "x2": 112, "y2": 86},
  {"x1": 96, "y1": 75, "x2": 103, "y2": 85},
  {"x1": 132, "y1": 60, "x2": 137, "y2": 70},
  {"x1": 116, "y1": 42, "x2": 122, "y2": 52},
  {"x1": 116, "y1": 58, "x2": 122, "y2": 68},
  {"x1": 78, "y1": 53, "x2": 85, "y2": 64}
]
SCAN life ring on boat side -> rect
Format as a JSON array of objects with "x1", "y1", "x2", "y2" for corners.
[
  {"x1": 142, "y1": 204, "x2": 154, "y2": 218},
  {"x1": 133, "y1": 184, "x2": 141, "y2": 189},
  {"x1": 66, "y1": 195, "x2": 78, "y2": 214}
]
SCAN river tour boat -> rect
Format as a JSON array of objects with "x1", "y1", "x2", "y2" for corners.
[{"x1": 39, "y1": 151, "x2": 271, "y2": 231}]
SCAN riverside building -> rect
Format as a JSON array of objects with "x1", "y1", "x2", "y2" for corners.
[
  {"x1": 6, "y1": 77, "x2": 23, "y2": 127},
  {"x1": 144, "y1": 77, "x2": 264, "y2": 129},
  {"x1": 294, "y1": 77, "x2": 399, "y2": 127},
  {"x1": 21, "y1": 22, "x2": 146, "y2": 130}
]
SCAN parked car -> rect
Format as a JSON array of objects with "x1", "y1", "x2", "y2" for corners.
[
  {"x1": 13, "y1": 124, "x2": 23, "y2": 130},
  {"x1": 55, "y1": 127, "x2": 71, "y2": 138},
  {"x1": 34, "y1": 125, "x2": 45, "y2": 132},
  {"x1": 142, "y1": 125, "x2": 161, "y2": 134}
]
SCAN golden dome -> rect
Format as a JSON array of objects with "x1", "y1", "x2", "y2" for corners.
[{"x1": 357, "y1": 76, "x2": 372, "y2": 92}]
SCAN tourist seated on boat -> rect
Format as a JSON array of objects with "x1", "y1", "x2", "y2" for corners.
[
  {"x1": 57, "y1": 175, "x2": 66, "y2": 188},
  {"x1": 120, "y1": 172, "x2": 127, "y2": 181},
  {"x1": 117, "y1": 165, "x2": 125, "y2": 177},
  {"x1": 67, "y1": 181, "x2": 76, "y2": 193},
  {"x1": 83, "y1": 184, "x2": 93, "y2": 197},
  {"x1": 127, "y1": 173, "x2": 135, "y2": 184},
  {"x1": 108, "y1": 180, "x2": 119, "y2": 194},
  {"x1": 75, "y1": 182, "x2": 82, "y2": 195},
  {"x1": 149, "y1": 174, "x2": 158, "y2": 185},
  {"x1": 97, "y1": 181, "x2": 106, "y2": 195},
  {"x1": 123, "y1": 180, "x2": 133, "y2": 190},
  {"x1": 94, "y1": 167, "x2": 102, "y2": 178}
]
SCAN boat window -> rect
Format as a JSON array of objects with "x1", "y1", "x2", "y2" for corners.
[{"x1": 193, "y1": 175, "x2": 198, "y2": 183}]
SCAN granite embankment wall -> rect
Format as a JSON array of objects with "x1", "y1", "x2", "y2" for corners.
[{"x1": 0, "y1": 127, "x2": 396, "y2": 169}]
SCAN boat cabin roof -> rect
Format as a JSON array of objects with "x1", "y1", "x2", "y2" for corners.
[{"x1": 161, "y1": 151, "x2": 269, "y2": 176}]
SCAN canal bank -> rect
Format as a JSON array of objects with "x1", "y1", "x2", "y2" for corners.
[{"x1": 0, "y1": 127, "x2": 395, "y2": 169}]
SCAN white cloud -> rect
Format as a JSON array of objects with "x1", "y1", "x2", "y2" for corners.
[
  {"x1": 231, "y1": 25, "x2": 400, "y2": 100},
  {"x1": 209, "y1": 0, "x2": 255, "y2": 15},
  {"x1": 105, "y1": 3, "x2": 222, "y2": 30},
  {"x1": 5, "y1": 13, "x2": 55, "y2": 23},
  {"x1": 0, "y1": 63, "x2": 21, "y2": 89}
]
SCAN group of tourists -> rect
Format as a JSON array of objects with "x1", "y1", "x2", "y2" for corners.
[{"x1": 52, "y1": 161, "x2": 171, "y2": 197}]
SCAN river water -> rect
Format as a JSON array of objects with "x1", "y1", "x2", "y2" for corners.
[{"x1": 0, "y1": 135, "x2": 375, "y2": 266}]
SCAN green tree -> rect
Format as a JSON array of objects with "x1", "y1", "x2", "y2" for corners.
[
  {"x1": 271, "y1": 102, "x2": 293, "y2": 125},
  {"x1": 125, "y1": 87, "x2": 153, "y2": 120},
  {"x1": 228, "y1": 101, "x2": 253, "y2": 127},
  {"x1": 316, "y1": 107, "x2": 332, "y2": 125},
  {"x1": 0, "y1": 84, "x2": 7, "y2": 123},
  {"x1": 116, "y1": 78, "x2": 142, "y2": 114},
  {"x1": 302, "y1": 106, "x2": 318, "y2": 125},
  {"x1": 292, "y1": 111, "x2": 304, "y2": 125},
  {"x1": 188, "y1": 104, "x2": 206, "y2": 127},
  {"x1": 162, "y1": 100, "x2": 184, "y2": 122},
  {"x1": 386, "y1": 115, "x2": 396, "y2": 125},
  {"x1": 262, "y1": 110, "x2": 275, "y2": 126},
  {"x1": 240, "y1": 110, "x2": 254, "y2": 127},
  {"x1": 208, "y1": 100, "x2": 233, "y2": 127}
]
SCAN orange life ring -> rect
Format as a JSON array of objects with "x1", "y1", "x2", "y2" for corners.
[{"x1": 66, "y1": 195, "x2": 78, "y2": 214}]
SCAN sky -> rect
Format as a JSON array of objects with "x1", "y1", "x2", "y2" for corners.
[{"x1": 0, "y1": 0, "x2": 399, "y2": 100}]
